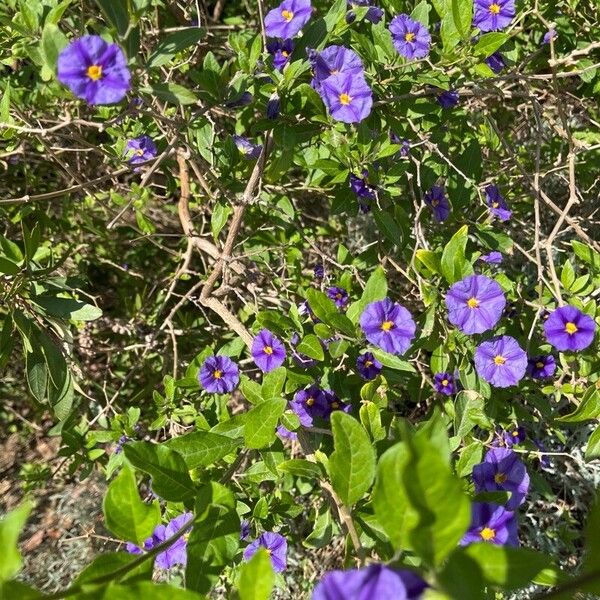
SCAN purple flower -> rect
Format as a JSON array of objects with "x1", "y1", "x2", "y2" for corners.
[
  {"x1": 199, "y1": 355, "x2": 240, "y2": 393},
  {"x1": 484, "y1": 184, "x2": 512, "y2": 221},
  {"x1": 321, "y1": 389, "x2": 351, "y2": 419},
  {"x1": 526, "y1": 355, "x2": 556, "y2": 379},
  {"x1": 126, "y1": 512, "x2": 193, "y2": 569},
  {"x1": 125, "y1": 136, "x2": 157, "y2": 168},
  {"x1": 309, "y1": 46, "x2": 364, "y2": 90},
  {"x1": 543, "y1": 29, "x2": 557, "y2": 44},
  {"x1": 264, "y1": 0, "x2": 312, "y2": 38},
  {"x1": 327, "y1": 286, "x2": 349, "y2": 309},
  {"x1": 267, "y1": 38, "x2": 294, "y2": 71},
  {"x1": 485, "y1": 52, "x2": 506, "y2": 73},
  {"x1": 473, "y1": 447, "x2": 530, "y2": 510},
  {"x1": 312, "y1": 564, "x2": 428, "y2": 600},
  {"x1": 360, "y1": 298, "x2": 416, "y2": 355},
  {"x1": 534, "y1": 440, "x2": 551, "y2": 468},
  {"x1": 437, "y1": 90, "x2": 460, "y2": 108},
  {"x1": 114, "y1": 434, "x2": 129, "y2": 454},
  {"x1": 473, "y1": 0, "x2": 515, "y2": 32},
  {"x1": 445, "y1": 274, "x2": 506, "y2": 335},
  {"x1": 225, "y1": 91, "x2": 253, "y2": 107},
  {"x1": 479, "y1": 251, "x2": 503, "y2": 264},
  {"x1": 424, "y1": 185, "x2": 451, "y2": 222},
  {"x1": 57, "y1": 35, "x2": 131, "y2": 105},
  {"x1": 356, "y1": 352, "x2": 382, "y2": 380},
  {"x1": 266, "y1": 93, "x2": 281, "y2": 120},
  {"x1": 389, "y1": 14, "x2": 431, "y2": 59},
  {"x1": 474, "y1": 335, "x2": 527, "y2": 388},
  {"x1": 500, "y1": 426, "x2": 526, "y2": 447},
  {"x1": 243, "y1": 532, "x2": 287, "y2": 573},
  {"x1": 349, "y1": 170, "x2": 377, "y2": 212},
  {"x1": 240, "y1": 519, "x2": 251, "y2": 541},
  {"x1": 319, "y1": 73, "x2": 373, "y2": 123},
  {"x1": 292, "y1": 385, "x2": 328, "y2": 422},
  {"x1": 461, "y1": 503, "x2": 518, "y2": 546},
  {"x1": 434, "y1": 372, "x2": 456, "y2": 395},
  {"x1": 347, "y1": 0, "x2": 384, "y2": 24},
  {"x1": 390, "y1": 133, "x2": 411, "y2": 157},
  {"x1": 233, "y1": 135, "x2": 262, "y2": 159},
  {"x1": 543, "y1": 305, "x2": 596, "y2": 352},
  {"x1": 251, "y1": 329, "x2": 286, "y2": 372},
  {"x1": 314, "y1": 263, "x2": 325, "y2": 279},
  {"x1": 276, "y1": 425, "x2": 298, "y2": 440}
]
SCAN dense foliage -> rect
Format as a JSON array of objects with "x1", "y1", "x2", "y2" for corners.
[{"x1": 1, "y1": 0, "x2": 600, "y2": 598}]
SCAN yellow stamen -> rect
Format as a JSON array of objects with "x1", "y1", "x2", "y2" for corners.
[
  {"x1": 565, "y1": 322, "x2": 578, "y2": 334},
  {"x1": 339, "y1": 93, "x2": 352, "y2": 105},
  {"x1": 494, "y1": 472, "x2": 507, "y2": 484},
  {"x1": 281, "y1": 9, "x2": 294, "y2": 21},
  {"x1": 494, "y1": 355, "x2": 506, "y2": 366},
  {"x1": 441, "y1": 379, "x2": 449, "y2": 386},
  {"x1": 306, "y1": 397, "x2": 315, "y2": 406},
  {"x1": 381, "y1": 320, "x2": 394, "y2": 331},
  {"x1": 213, "y1": 369, "x2": 222, "y2": 379},
  {"x1": 431, "y1": 199, "x2": 439, "y2": 207},
  {"x1": 281, "y1": 50, "x2": 289, "y2": 57},
  {"x1": 489, "y1": 3, "x2": 501, "y2": 14},
  {"x1": 512, "y1": 430, "x2": 519, "y2": 437},
  {"x1": 492, "y1": 201, "x2": 499, "y2": 208},
  {"x1": 364, "y1": 360, "x2": 373, "y2": 367},
  {"x1": 264, "y1": 345, "x2": 273, "y2": 355},
  {"x1": 135, "y1": 149, "x2": 144, "y2": 156},
  {"x1": 535, "y1": 361, "x2": 544, "y2": 369},
  {"x1": 480, "y1": 527, "x2": 496, "y2": 541},
  {"x1": 331, "y1": 401, "x2": 339, "y2": 410},
  {"x1": 87, "y1": 64, "x2": 103, "y2": 81},
  {"x1": 404, "y1": 32, "x2": 415, "y2": 42},
  {"x1": 467, "y1": 297, "x2": 479, "y2": 309}
]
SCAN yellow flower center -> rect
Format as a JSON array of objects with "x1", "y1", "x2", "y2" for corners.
[
  {"x1": 264, "y1": 345, "x2": 273, "y2": 355},
  {"x1": 480, "y1": 527, "x2": 496, "y2": 541},
  {"x1": 404, "y1": 32, "x2": 415, "y2": 42},
  {"x1": 331, "y1": 401, "x2": 339, "y2": 410},
  {"x1": 330, "y1": 69, "x2": 340, "y2": 75},
  {"x1": 431, "y1": 199, "x2": 439, "y2": 207},
  {"x1": 441, "y1": 379, "x2": 449, "y2": 386},
  {"x1": 135, "y1": 149, "x2": 144, "y2": 156},
  {"x1": 282, "y1": 50, "x2": 289, "y2": 57},
  {"x1": 336, "y1": 293, "x2": 342, "y2": 299},
  {"x1": 565, "y1": 322, "x2": 578, "y2": 334},
  {"x1": 213, "y1": 369, "x2": 222, "y2": 379},
  {"x1": 281, "y1": 9, "x2": 294, "y2": 21},
  {"x1": 489, "y1": 3, "x2": 501, "y2": 14},
  {"x1": 494, "y1": 355, "x2": 506, "y2": 366},
  {"x1": 492, "y1": 201, "x2": 500, "y2": 208},
  {"x1": 339, "y1": 93, "x2": 352, "y2": 105},
  {"x1": 535, "y1": 361, "x2": 544, "y2": 369},
  {"x1": 494, "y1": 472, "x2": 507, "y2": 484},
  {"x1": 306, "y1": 397, "x2": 315, "y2": 406},
  {"x1": 381, "y1": 320, "x2": 394, "y2": 331},
  {"x1": 364, "y1": 360, "x2": 373, "y2": 367},
  {"x1": 87, "y1": 64, "x2": 103, "y2": 81},
  {"x1": 467, "y1": 297, "x2": 479, "y2": 309},
  {"x1": 512, "y1": 430, "x2": 519, "y2": 437}
]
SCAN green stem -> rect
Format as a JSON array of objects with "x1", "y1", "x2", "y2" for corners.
[{"x1": 534, "y1": 568, "x2": 600, "y2": 599}]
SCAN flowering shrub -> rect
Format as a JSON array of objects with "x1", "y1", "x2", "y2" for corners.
[{"x1": 0, "y1": 0, "x2": 599, "y2": 598}]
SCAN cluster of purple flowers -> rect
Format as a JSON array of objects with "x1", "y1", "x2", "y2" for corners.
[
  {"x1": 349, "y1": 169, "x2": 377, "y2": 212},
  {"x1": 309, "y1": 45, "x2": 373, "y2": 123}
]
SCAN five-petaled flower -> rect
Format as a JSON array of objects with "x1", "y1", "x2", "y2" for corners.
[
  {"x1": 251, "y1": 329, "x2": 286, "y2": 372},
  {"x1": 526, "y1": 354, "x2": 556, "y2": 379},
  {"x1": 473, "y1": 447, "x2": 530, "y2": 510},
  {"x1": 125, "y1": 136, "x2": 157, "y2": 169},
  {"x1": 433, "y1": 372, "x2": 456, "y2": 395},
  {"x1": 479, "y1": 251, "x2": 503, "y2": 264},
  {"x1": 474, "y1": 335, "x2": 527, "y2": 387},
  {"x1": 543, "y1": 305, "x2": 596, "y2": 352},
  {"x1": 473, "y1": 0, "x2": 515, "y2": 32},
  {"x1": 424, "y1": 185, "x2": 451, "y2": 222},
  {"x1": 264, "y1": 0, "x2": 312, "y2": 38},
  {"x1": 243, "y1": 532, "x2": 288, "y2": 572},
  {"x1": 233, "y1": 135, "x2": 263, "y2": 159},
  {"x1": 346, "y1": 0, "x2": 384, "y2": 25},
  {"x1": 312, "y1": 564, "x2": 428, "y2": 600},
  {"x1": 445, "y1": 274, "x2": 506, "y2": 335},
  {"x1": 461, "y1": 503, "x2": 518, "y2": 546},
  {"x1": 356, "y1": 351, "x2": 382, "y2": 380},
  {"x1": 360, "y1": 298, "x2": 416, "y2": 355},
  {"x1": 126, "y1": 512, "x2": 193, "y2": 568},
  {"x1": 485, "y1": 184, "x2": 512, "y2": 221},
  {"x1": 327, "y1": 286, "x2": 349, "y2": 309},
  {"x1": 57, "y1": 35, "x2": 131, "y2": 105},
  {"x1": 291, "y1": 385, "x2": 328, "y2": 424},
  {"x1": 389, "y1": 14, "x2": 431, "y2": 59},
  {"x1": 266, "y1": 38, "x2": 294, "y2": 71},
  {"x1": 437, "y1": 89, "x2": 460, "y2": 109},
  {"x1": 309, "y1": 46, "x2": 364, "y2": 91},
  {"x1": 499, "y1": 426, "x2": 526, "y2": 448},
  {"x1": 199, "y1": 355, "x2": 239, "y2": 393},
  {"x1": 319, "y1": 72, "x2": 373, "y2": 123}
]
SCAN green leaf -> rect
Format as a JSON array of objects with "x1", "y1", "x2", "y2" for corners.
[
  {"x1": 416, "y1": 249, "x2": 442, "y2": 275},
  {"x1": 25, "y1": 346, "x2": 47, "y2": 402},
  {"x1": 473, "y1": 32, "x2": 509, "y2": 57},
  {"x1": 123, "y1": 442, "x2": 195, "y2": 502},
  {"x1": 165, "y1": 431, "x2": 242, "y2": 468},
  {"x1": 411, "y1": 1, "x2": 432, "y2": 26},
  {"x1": 329, "y1": 412, "x2": 376, "y2": 506},
  {"x1": 244, "y1": 398, "x2": 286, "y2": 449},
  {"x1": 34, "y1": 296, "x2": 102, "y2": 321},
  {"x1": 370, "y1": 348, "x2": 416, "y2": 371},
  {"x1": 0, "y1": 257, "x2": 19, "y2": 275},
  {"x1": 560, "y1": 260, "x2": 576, "y2": 290},
  {"x1": 0, "y1": 502, "x2": 32, "y2": 582},
  {"x1": 45, "y1": 0, "x2": 74, "y2": 25},
  {"x1": 0, "y1": 581, "x2": 43, "y2": 599},
  {"x1": 306, "y1": 289, "x2": 355, "y2": 336},
  {"x1": 148, "y1": 28, "x2": 206, "y2": 68},
  {"x1": 211, "y1": 202, "x2": 232, "y2": 241},
  {"x1": 296, "y1": 334, "x2": 324, "y2": 361},
  {"x1": 95, "y1": 0, "x2": 129, "y2": 38},
  {"x1": 143, "y1": 83, "x2": 198, "y2": 105},
  {"x1": 585, "y1": 425, "x2": 600, "y2": 462},
  {"x1": 261, "y1": 367, "x2": 287, "y2": 401},
  {"x1": 40, "y1": 23, "x2": 68, "y2": 76},
  {"x1": 103, "y1": 465, "x2": 161, "y2": 545},
  {"x1": 451, "y1": 0, "x2": 473, "y2": 39},
  {"x1": 73, "y1": 552, "x2": 153, "y2": 586},
  {"x1": 582, "y1": 489, "x2": 600, "y2": 593},
  {"x1": 237, "y1": 548, "x2": 274, "y2": 600},
  {"x1": 346, "y1": 266, "x2": 388, "y2": 323},
  {"x1": 278, "y1": 459, "x2": 322, "y2": 479},
  {"x1": 557, "y1": 387, "x2": 600, "y2": 423},
  {"x1": 572, "y1": 240, "x2": 600, "y2": 270},
  {"x1": 441, "y1": 225, "x2": 472, "y2": 284},
  {"x1": 85, "y1": 583, "x2": 206, "y2": 599},
  {"x1": 359, "y1": 401, "x2": 386, "y2": 442}
]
